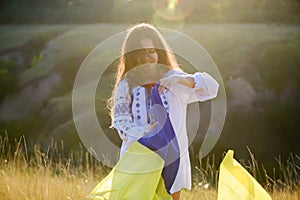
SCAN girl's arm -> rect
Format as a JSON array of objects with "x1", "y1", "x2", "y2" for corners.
[
  {"x1": 113, "y1": 80, "x2": 151, "y2": 143},
  {"x1": 160, "y1": 70, "x2": 219, "y2": 104}
]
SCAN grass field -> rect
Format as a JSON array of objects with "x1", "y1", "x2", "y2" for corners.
[
  {"x1": 0, "y1": 135, "x2": 299, "y2": 200},
  {"x1": 0, "y1": 23, "x2": 299, "y2": 199}
]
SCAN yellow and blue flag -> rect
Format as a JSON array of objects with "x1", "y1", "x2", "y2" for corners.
[
  {"x1": 217, "y1": 150, "x2": 272, "y2": 200},
  {"x1": 87, "y1": 141, "x2": 172, "y2": 200},
  {"x1": 88, "y1": 84, "x2": 179, "y2": 199}
]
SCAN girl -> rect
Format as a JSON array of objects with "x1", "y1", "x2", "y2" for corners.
[{"x1": 107, "y1": 23, "x2": 219, "y2": 200}]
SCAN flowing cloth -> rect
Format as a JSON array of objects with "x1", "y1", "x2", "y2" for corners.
[
  {"x1": 217, "y1": 150, "x2": 272, "y2": 200},
  {"x1": 88, "y1": 84, "x2": 180, "y2": 199}
]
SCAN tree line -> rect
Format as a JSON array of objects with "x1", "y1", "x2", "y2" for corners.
[{"x1": 0, "y1": 0, "x2": 299, "y2": 24}]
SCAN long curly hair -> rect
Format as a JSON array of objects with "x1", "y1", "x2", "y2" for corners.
[{"x1": 107, "y1": 23, "x2": 181, "y2": 127}]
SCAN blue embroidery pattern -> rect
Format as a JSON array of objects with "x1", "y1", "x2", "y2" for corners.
[{"x1": 115, "y1": 102, "x2": 131, "y2": 117}]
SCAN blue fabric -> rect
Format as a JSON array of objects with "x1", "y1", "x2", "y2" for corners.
[{"x1": 139, "y1": 83, "x2": 180, "y2": 194}]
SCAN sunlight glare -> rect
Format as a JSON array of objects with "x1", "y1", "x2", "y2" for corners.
[
  {"x1": 151, "y1": 0, "x2": 194, "y2": 21},
  {"x1": 167, "y1": 0, "x2": 179, "y2": 14}
]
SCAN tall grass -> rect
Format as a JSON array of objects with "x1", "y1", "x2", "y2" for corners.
[
  {"x1": 0, "y1": 134, "x2": 107, "y2": 199},
  {"x1": 0, "y1": 134, "x2": 299, "y2": 200}
]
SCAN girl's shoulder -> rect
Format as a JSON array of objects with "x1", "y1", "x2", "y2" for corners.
[
  {"x1": 116, "y1": 79, "x2": 130, "y2": 95},
  {"x1": 118, "y1": 79, "x2": 140, "y2": 94},
  {"x1": 118, "y1": 79, "x2": 129, "y2": 88},
  {"x1": 163, "y1": 69, "x2": 186, "y2": 77}
]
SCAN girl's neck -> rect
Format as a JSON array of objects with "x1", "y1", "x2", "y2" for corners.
[{"x1": 143, "y1": 83, "x2": 156, "y2": 89}]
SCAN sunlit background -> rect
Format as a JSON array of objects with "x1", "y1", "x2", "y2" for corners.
[{"x1": 0, "y1": 0, "x2": 300, "y2": 195}]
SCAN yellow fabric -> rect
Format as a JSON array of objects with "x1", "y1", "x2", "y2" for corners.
[
  {"x1": 87, "y1": 142, "x2": 172, "y2": 200},
  {"x1": 217, "y1": 150, "x2": 272, "y2": 200}
]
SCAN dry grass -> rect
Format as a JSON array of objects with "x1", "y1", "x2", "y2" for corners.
[
  {"x1": 0, "y1": 134, "x2": 299, "y2": 200},
  {"x1": 1, "y1": 166, "x2": 95, "y2": 200}
]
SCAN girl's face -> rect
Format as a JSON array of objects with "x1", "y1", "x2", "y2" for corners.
[{"x1": 137, "y1": 37, "x2": 158, "y2": 65}]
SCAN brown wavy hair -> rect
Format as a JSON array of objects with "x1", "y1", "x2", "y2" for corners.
[{"x1": 107, "y1": 23, "x2": 181, "y2": 127}]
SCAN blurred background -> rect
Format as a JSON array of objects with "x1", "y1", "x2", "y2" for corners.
[{"x1": 0, "y1": 0, "x2": 299, "y2": 179}]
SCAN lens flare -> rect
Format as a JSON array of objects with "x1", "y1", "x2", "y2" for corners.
[
  {"x1": 167, "y1": 0, "x2": 179, "y2": 14},
  {"x1": 151, "y1": 0, "x2": 194, "y2": 21}
]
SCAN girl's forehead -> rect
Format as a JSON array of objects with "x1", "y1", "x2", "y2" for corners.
[{"x1": 140, "y1": 37, "x2": 155, "y2": 49}]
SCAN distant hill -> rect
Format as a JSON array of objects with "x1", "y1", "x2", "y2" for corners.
[
  {"x1": 0, "y1": 23, "x2": 299, "y2": 171},
  {"x1": 0, "y1": 0, "x2": 300, "y2": 24}
]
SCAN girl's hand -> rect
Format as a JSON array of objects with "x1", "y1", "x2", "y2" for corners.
[
  {"x1": 148, "y1": 121, "x2": 158, "y2": 132},
  {"x1": 143, "y1": 121, "x2": 158, "y2": 136},
  {"x1": 158, "y1": 85, "x2": 167, "y2": 94},
  {"x1": 160, "y1": 75, "x2": 195, "y2": 90}
]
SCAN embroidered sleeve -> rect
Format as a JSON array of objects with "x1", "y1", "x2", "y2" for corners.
[
  {"x1": 162, "y1": 70, "x2": 219, "y2": 104},
  {"x1": 113, "y1": 80, "x2": 151, "y2": 143},
  {"x1": 188, "y1": 72, "x2": 219, "y2": 103}
]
